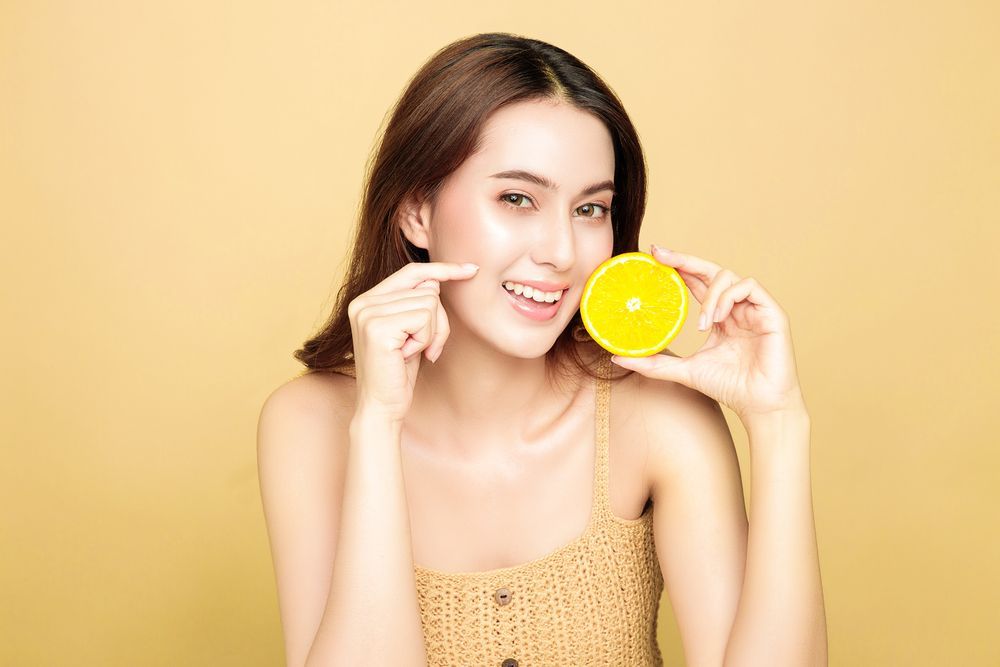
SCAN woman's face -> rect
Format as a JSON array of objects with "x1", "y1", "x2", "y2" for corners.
[{"x1": 413, "y1": 98, "x2": 616, "y2": 357}]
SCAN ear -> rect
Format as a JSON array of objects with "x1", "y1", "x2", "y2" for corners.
[{"x1": 397, "y1": 190, "x2": 433, "y2": 251}]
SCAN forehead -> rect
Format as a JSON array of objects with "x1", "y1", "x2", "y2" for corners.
[{"x1": 461, "y1": 99, "x2": 615, "y2": 182}]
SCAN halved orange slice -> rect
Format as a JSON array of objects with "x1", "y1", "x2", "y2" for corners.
[{"x1": 580, "y1": 252, "x2": 688, "y2": 357}]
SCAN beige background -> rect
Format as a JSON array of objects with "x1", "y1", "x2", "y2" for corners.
[{"x1": 2, "y1": 1, "x2": 997, "y2": 665}]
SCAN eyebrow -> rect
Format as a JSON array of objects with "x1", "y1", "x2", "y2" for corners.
[{"x1": 489, "y1": 169, "x2": 615, "y2": 197}]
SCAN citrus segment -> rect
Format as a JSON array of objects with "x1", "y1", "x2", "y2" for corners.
[{"x1": 579, "y1": 252, "x2": 688, "y2": 357}]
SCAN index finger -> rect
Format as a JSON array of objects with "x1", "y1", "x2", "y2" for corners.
[
  {"x1": 372, "y1": 261, "x2": 480, "y2": 295},
  {"x1": 649, "y1": 246, "x2": 722, "y2": 287}
]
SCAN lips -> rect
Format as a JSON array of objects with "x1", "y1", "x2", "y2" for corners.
[
  {"x1": 499, "y1": 283, "x2": 566, "y2": 304},
  {"x1": 500, "y1": 283, "x2": 564, "y2": 321},
  {"x1": 500, "y1": 279, "x2": 571, "y2": 293}
]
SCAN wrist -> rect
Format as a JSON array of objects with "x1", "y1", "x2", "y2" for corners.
[
  {"x1": 351, "y1": 404, "x2": 405, "y2": 435},
  {"x1": 740, "y1": 388, "x2": 808, "y2": 426},
  {"x1": 744, "y1": 407, "x2": 811, "y2": 449}
]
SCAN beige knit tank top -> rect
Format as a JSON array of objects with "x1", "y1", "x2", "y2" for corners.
[
  {"x1": 329, "y1": 355, "x2": 664, "y2": 666},
  {"x1": 414, "y1": 356, "x2": 663, "y2": 667}
]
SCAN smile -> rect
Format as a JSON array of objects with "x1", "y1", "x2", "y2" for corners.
[{"x1": 500, "y1": 283, "x2": 566, "y2": 321}]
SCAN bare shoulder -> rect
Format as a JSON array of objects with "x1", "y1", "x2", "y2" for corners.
[
  {"x1": 630, "y1": 351, "x2": 736, "y2": 498},
  {"x1": 261, "y1": 370, "x2": 357, "y2": 424},
  {"x1": 636, "y1": 352, "x2": 747, "y2": 667},
  {"x1": 257, "y1": 373, "x2": 354, "y2": 525},
  {"x1": 256, "y1": 370, "x2": 358, "y2": 481},
  {"x1": 255, "y1": 369, "x2": 360, "y2": 495},
  {"x1": 255, "y1": 370, "x2": 358, "y2": 667}
]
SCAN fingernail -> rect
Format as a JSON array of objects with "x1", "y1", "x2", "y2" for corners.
[
  {"x1": 698, "y1": 312, "x2": 707, "y2": 330},
  {"x1": 461, "y1": 263, "x2": 479, "y2": 271},
  {"x1": 652, "y1": 244, "x2": 670, "y2": 255}
]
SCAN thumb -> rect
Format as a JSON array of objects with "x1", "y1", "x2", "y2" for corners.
[{"x1": 611, "y1": 353, "x2": 691, "y2": 386}]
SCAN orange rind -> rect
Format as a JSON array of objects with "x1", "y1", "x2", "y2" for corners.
[{"x1": 579, "y1": 252, "x2": 688, "y2": 357}]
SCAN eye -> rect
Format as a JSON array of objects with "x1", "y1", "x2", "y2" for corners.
[
  {"x1": 499, "y1": 193, "x2": 535, "y2": 210},
  {"x1": 499, "y1": 193, "x2": 612, "y2": 221},
  {"x1": 576, "y1": 203, "x2": 610, "y2": 219}
]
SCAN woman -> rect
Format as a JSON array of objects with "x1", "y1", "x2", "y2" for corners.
[{"x1": 257, "y1": 32, "x2": 827, "y2": 667}]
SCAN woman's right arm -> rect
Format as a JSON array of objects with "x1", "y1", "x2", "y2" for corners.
[
  {"x1": 257, "y1": 378, "x2": 429, "y2": 667},
  {"x1": 311, "y1": 404, "x2": 429, "y2": 666},
  {"x1": 259, "y1": 261, "x2": 478, "y2": 666}
]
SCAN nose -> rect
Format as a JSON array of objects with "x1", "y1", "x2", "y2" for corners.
[{"x1": 529, "y1": 212, "x2": 576, "y2": 272}]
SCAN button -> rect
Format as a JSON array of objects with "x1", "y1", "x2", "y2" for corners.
[
  {"x1": 494, "y1": 587, "x2": 512, "y2": 606},
  {"x1": 501, "y1": 659, "x2": 518, "y2": 667}
]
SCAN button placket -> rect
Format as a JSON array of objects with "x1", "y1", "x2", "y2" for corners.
[
  {"x1": 494, "y1": 587, "x2": 512, "y2": 606},
  {"x1": 495, "y1": 587, "x2": 515, "y2": 666}
]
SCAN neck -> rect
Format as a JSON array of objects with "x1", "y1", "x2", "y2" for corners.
[{"x1": 407, "y1": 333, "x2": 586, "y2": 458}]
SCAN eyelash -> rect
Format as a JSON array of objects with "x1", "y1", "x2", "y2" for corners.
[{"x1": 498, "y1": 193, "x2": 611, "y2": 221}]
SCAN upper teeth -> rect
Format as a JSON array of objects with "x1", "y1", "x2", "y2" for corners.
[{"x1": 503, "y1": 281, "x2": 564, "y2": 303}]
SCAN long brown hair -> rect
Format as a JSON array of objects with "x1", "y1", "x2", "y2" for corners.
[{"x1": 294, "y1": 32, "x2": 647, "y2": 386}]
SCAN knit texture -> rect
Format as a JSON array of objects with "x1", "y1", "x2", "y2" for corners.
[{"x1": 330, "y1": 354, "x2": 664, "y2": 666}]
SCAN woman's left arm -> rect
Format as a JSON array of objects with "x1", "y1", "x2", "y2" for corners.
[
  {"x1": 727, "y1": 405, "x2": 826, "y2": 666},
  {"x1": 611, "y1": 245, "x2": 828, "y2": 667}
]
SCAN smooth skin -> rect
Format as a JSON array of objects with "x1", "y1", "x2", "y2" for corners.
[
  {"x1": 613, "y1": 245, "x2": 807, "y2": 423},
  {"x1": 261, "y1": 260, "x2": 487, "y2": 666},
  {"x1": 257, "y1": 98, "x2": 825, "y2": 666},
  {"x1": 615, "y1": 245, "x2": 828, "y2": 666},
  {"x1": 394, "y1": 98, "x2": 617, "y2": 455}
]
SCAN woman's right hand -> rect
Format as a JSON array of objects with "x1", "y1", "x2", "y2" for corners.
[{"x1": 348, "y1": 261, "x2": 480, "y2": 423}]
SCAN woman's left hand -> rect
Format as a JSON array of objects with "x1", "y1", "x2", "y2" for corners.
[{"x1": 610, "y1": 245, "x2": 808, "y2": 424}]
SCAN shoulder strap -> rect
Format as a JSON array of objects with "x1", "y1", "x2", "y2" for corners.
[{"x1": 592, "y1": 353, "x2": 613, "y2": 520}]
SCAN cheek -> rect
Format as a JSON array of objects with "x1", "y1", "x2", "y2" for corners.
[
  {"x1": 599, "y1": 224, "x2": 615, "y2": 254},
  {"x1": 581, "y1": 224, "x2": 615, "y2": 263},
  {"x1": 433, "y1": 197, "x2": 515, "y2": 258}
]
